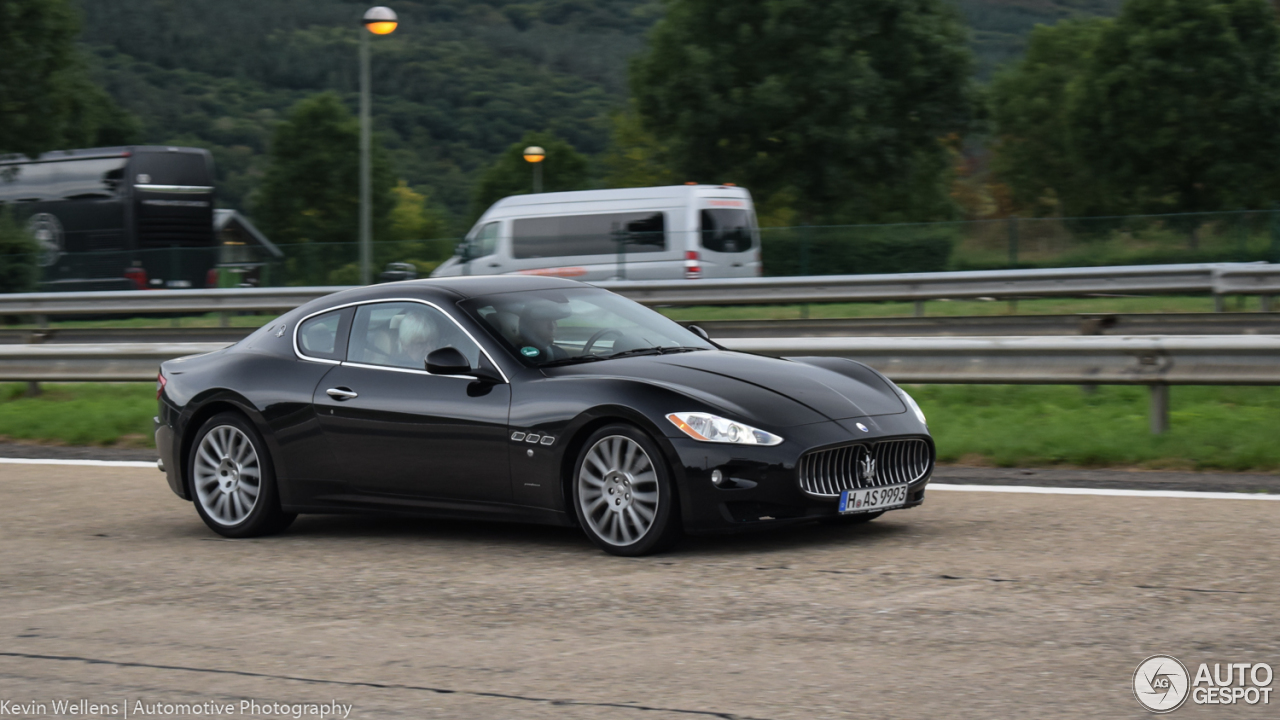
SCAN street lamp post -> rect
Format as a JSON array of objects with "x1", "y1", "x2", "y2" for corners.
[
  {"x1": 359, "y1": 6, "x2": 398, "y2": 285},
  {"x1": 523, "y1": 145, "x2": 545, "y2": 193}
]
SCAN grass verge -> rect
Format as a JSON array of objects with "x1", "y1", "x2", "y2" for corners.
[
  {"x1": 914, "y1": 385, "x2": 1280, "y2": 472},
  {"x1": 1, "y1": 382, "x2": 1277, "y2": 471},
  {"x1": 0, "y1": 383, "x2": 156, "y2": 447}
]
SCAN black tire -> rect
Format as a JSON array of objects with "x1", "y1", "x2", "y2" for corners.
[
  {"x1": 571, "y1": 423, "x2": 682, "y2": 556},
  {"x1": 188, "y1": 412, "x2": 296, "y2": 538},
  {"x1": 822, "y1": 511, "x2": 884, "y2": 526}
]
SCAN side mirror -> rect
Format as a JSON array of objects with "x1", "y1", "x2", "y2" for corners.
[
  {"x1": 426, "y1": 347, "x2": 472, "y2": 376},
  {"x1": 455, "y1": 241, "x2": 474, "y2": 262},
  {"x1": 426, "y1": 347, "x2": 503, "y2": 383},
  {"x1": 687, "y1": 324, "x2": 711, "y2": 342}
]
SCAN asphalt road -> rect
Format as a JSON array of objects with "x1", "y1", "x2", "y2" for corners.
[{"x1": 1, "y1": 464, "x2": 1277, "y2": 718}]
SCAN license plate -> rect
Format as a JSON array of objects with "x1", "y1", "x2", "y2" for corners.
[{"x1": 838, "y1": 483, "x2": 909, "y2": 514}]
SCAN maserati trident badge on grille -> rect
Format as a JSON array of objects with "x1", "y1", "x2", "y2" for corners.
[{"x1": 860, "y1": 454, "x2": 877, "y2": 483}]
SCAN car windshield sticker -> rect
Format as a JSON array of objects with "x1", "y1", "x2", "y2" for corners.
[{"x1": 521, "y1": 346, "x2": 540, "y2": 357}]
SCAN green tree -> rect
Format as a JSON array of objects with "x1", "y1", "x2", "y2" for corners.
[
  {"x1": 989, "y1": 19, "x2": 1109, "y2": 216},
  {"x1": 254, "y1": 92, "x2": 395, "y2": 272},
  {"x1": 389, "y1": 181, "x2": 449, "y2": 242},
  {"x1": 993, "y1": 0, "x2": 1280, "y2": 221},
  {"x1": 630, "y1": 0, "x2": 975, "y2": 224},
  {"x1": 0, "y1": 207, "x2": 38, "y2": 293},
  {"x1": 603, "y1": 105, "x2": 679, "y2": 188},
  {"x1": 471, "y1": 131, "x2": 590, "y2": 219},
  {"x1": 1071, "y1": 0, "x2": 1280, "y2": 218},
  {"x1": 0, "y1": 0, "x2": 138, "y2": 156}
]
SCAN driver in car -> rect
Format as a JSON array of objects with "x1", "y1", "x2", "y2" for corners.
[
  {"x1": 518, "y1": 301, "x2": 572, "y2": 361},
  {"x1": 397, "y1": 309, "x2": 439, "y2": 368}
]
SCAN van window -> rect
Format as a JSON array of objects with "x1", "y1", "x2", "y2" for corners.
[
  {"x1": 700, "y1": 209, "x2": 756, "y2": 253},
  {"x1": 55, "y1": 158, "x2": 129, "y2": 199},
  {"x1": 0, "y1": 162, "x2": 56, "y2": 202},
  {"x1": 512, "y1": 212, "x2": 666, "y2": 259},
  {"x1": 131, "y1": 152, "x2": 211, "y2": 187},
  {"x1": 473, "y1": 222, "x2": 500, "y2": 258}
]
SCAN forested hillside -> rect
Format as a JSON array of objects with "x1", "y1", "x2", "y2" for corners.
[{"x1": 76, "y1": 0, "x2": 1120, "y2": 226}]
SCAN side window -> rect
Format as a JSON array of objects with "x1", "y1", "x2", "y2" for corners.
[
  {"x1": 347, "y1": 302, "x2": 482, "y2": 371},
  {"x1": 475, "y1": 222, "x2": 500, "y2": 258},
  {"x1": 512, "y1": 212, "x2": 667, "y2": 259},
  {"x1": 296, "y1": 309, "x2": 350, "y2": 361}
]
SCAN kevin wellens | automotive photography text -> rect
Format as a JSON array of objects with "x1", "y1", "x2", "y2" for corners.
[{"x1": 0, "y1": 698, "x2": 353, "y2": 718}]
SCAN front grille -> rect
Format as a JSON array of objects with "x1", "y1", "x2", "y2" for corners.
[{"x1": 798, "y1": 438, "x2": 932, "y2": 497}]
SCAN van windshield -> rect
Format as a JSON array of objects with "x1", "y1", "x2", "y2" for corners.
[{"x1": 700, "y1": 209, "x2": 756, "y2": 253}]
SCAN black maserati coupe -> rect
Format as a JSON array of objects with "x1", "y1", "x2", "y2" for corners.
[{"x1": 156, "y1": 276, "x2": 934, "y2": 555}]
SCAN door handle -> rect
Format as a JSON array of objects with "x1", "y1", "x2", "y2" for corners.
[
  {"x1": 326, "y1": 387, "x2": 358, "y2": 401},
  {"x1": 488, "y1": 263, "x2": 501, "y2": 268}
]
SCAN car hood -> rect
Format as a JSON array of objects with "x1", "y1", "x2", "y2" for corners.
[{"x1": 547, "y1": 350, "x2": 906, "y2": 428}]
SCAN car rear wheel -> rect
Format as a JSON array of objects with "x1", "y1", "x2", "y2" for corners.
[
  {"x1": 573, "y1": 424, "x2": 681, "y2": 556},
  {"x1": 189, "y1": 412, "x2": 295, "y2": 538}
]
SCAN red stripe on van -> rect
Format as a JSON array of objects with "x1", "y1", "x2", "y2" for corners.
[{"x1": 516, "y1": 267, "x2": 588, "y2": 278}]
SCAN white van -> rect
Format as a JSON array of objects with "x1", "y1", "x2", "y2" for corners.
[{"x1": 431, "y1": 185, "x2": 762, "y2": 280}]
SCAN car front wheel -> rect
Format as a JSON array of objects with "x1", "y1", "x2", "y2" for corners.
[{"x1": 572, "y1": 424, "x2": 681, "y2": 556}]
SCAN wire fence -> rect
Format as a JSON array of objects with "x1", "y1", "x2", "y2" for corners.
[{"x1": 18, "y1": 209, "x2": 1280, "y2": 290}]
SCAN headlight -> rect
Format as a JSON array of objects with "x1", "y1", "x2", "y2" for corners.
[
  {"x1": 898, "y1": 388, "x2": 927, "y2": 426},
  {"x1": 666, "y1": 412, "x2": 783, "y2": 446}
]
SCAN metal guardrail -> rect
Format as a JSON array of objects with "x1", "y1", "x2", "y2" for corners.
[
  {"x1": 600, "y1": 263, "x2": 1238, "y2": 306},
  {"x1": 1, "y1": 262, "x2": 1278, "y2": 318},
  {"x1": 5, "y1": 312, "x2": 1280, "y2": 346},
  {"x1": 0, "y1": 286, "x2": 347, "y2": 317},
  {"x1": 720, "y1": 335, "x2": 1280, "y2": 386},
  {"x1": 0, "y1": 343, "x2": 227, "y2": 382},
  {"x1": 691, "y1": 312, "x2": 1280, "y2": 338},
  {"x1": 728, "y1": 334, "x2": 1280, "y2": 435},
  {"x1": 3, "y1": 335, "x2": 1279, "y2": 433}
]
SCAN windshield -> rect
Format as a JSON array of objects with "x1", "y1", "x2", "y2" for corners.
[{"x1": 460, "y1": 287, "x2": 713, "y2": 367}]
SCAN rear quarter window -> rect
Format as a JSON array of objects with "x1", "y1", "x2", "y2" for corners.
[{"x1": 296, "y1": 308, "x2": 352, "y2": 361}]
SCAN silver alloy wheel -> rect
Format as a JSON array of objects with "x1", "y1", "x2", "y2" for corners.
[
  {"x1": 578, "y1": 435, "x2": 659, "y2": 546},
  {"x1": 193, "y1": 425, "x2": 262, "y2": 526}
]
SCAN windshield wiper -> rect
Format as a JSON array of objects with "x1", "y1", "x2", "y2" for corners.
[
  {"x1": 542, "y1": 346, "x2": 707, "y2": 367},
  {"x1": 606, "y1": 346, "x2": 706, "y2": 360},
  {"x1": 539, "y1": 354, "x2": 608, "y2": 368}
]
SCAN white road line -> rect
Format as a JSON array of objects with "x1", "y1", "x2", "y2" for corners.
[
  {"x1": 929, "y1": 483, "x2": 1280, "y2": 501},
  {"x1": 1, "y1": 458, "x2": 1276, "y2": 501},
  {"x1": 0, "y1": 457, "x2": 157, "y2": 469}
]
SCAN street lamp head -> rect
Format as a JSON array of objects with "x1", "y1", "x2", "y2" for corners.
[
  {"x1": 363, "y1": 6, "x2": 398, "y2": 35},
  {"x1": 523, "y1": 146, "x2": 546, "y2": 163}
]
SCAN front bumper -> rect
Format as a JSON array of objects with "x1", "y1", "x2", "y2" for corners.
[{"x1": 665, "y1": 413, "x2": 934, "y2": 534}]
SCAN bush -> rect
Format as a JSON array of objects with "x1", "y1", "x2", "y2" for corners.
[
  {"x1": 760, "y1": 225, "x2": 956, "y2": 276},
  {"x1": 0, "y1": 208, "x2": 39, "y2": 293}
]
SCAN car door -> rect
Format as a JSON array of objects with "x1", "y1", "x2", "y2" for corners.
[{"x1": 311, "y1": 300, "x2": 513, "y2": 503}]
